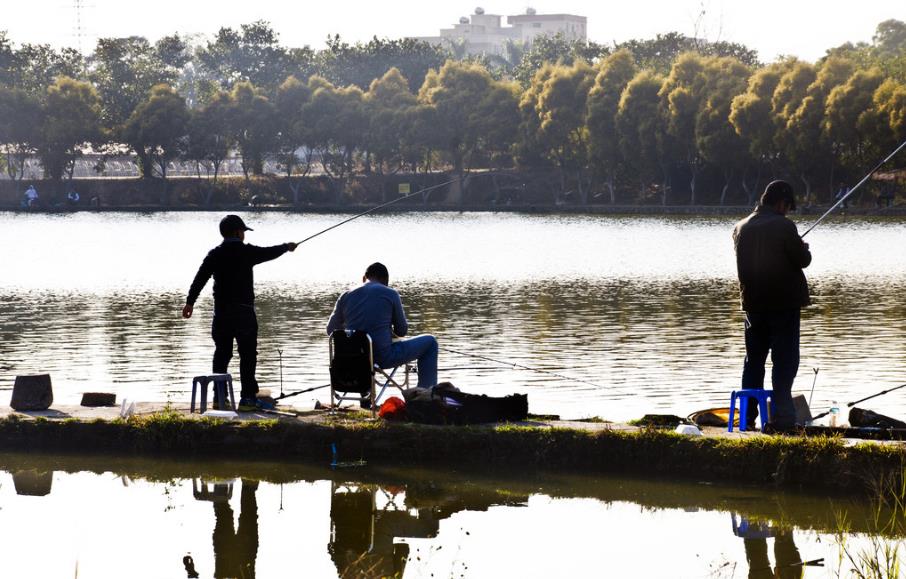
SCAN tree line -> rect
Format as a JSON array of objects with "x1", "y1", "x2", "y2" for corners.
[{"x1": 0, "y1": 19, "x2": 904, "y2": 205}]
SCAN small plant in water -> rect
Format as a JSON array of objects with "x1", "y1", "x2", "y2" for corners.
[{"x1": 835, "y1": 470, "x2": 906, "y2": 578}]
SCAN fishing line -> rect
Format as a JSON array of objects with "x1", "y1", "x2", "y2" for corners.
[
  {"x1": 295, "y1": 177, "x2": 460, "y2": 246},
  {"x1": 441, "y1": 346, "x2": 634, "y2": 396},
  {"x1": 801, "y1": 138, "x2": 906, "y2": 238}
]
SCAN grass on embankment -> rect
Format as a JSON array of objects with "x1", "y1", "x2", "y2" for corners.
[{"x1": 0, "y1": 411, "x2": 903, "y2": 494}]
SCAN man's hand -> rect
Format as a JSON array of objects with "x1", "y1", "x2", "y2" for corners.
[
  {"x1": 182, "y1": 304, "x2": 193, "y2": 319},
  {"x1": 803, "y1": 242, "x2": 809, "y2": 250},
  {"x1": 286, "y1": 242, "x2": 298, "y2": 252}
]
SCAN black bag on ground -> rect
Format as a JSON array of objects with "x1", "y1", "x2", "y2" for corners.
[
  {"x1": 849, "y1": 407, "x2": 906, "y2": 429},
  {"x1": 402, "y1": 382, "x2": 528, "y2": 425}
]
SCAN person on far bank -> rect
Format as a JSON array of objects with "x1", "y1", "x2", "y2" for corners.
[
  {"x1": 182, "y1": 214, "x2": 297, "y2": 412},
  {"x1": 732, "y1": 180, "x2": 812, "y2": 434},
  {"x1": 326, "y1": 262, "x2": 438, "y2": 389}
]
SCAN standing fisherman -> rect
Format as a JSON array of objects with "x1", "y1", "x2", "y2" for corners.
[
  {"x1": 182, "y1": 215, "x2": 297, "y2": 411},
  {"x1": 732, "y1": 181, "x2": 812, "y2": 433}
]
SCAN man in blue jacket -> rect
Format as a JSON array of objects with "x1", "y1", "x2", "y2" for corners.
[
  {"x1": 183, "y1": 214, "x2": 297, "y2": 411},
  {"x1": 327, "y1": 262, "x2": 438, "y2": 388}
]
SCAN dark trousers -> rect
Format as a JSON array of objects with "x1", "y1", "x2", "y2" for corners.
[
  {"x1": 742, "y1": 309, "x2": 800, "y2": 427},
  {"x1": 212, "y1": 306, "x2": 259, "y2": 400}
]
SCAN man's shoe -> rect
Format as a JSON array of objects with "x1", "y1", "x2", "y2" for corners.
[
  {"x1": 237, "y1": 398, "x2": 258, "y2": 412},
  {"x1": 238, "y1": 397, "x2": 276, "y2": 412}
]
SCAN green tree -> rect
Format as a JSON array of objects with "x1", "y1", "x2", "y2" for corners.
[
  {"x1": 184, "y1": 90, "x2": 234, "y2": 201},
  {"x1": 873, "y1": 19, "x2": 906, "y2": 57},
  {"x1": 0, "y1": 32, "x2": 14, "y2": 86},
  {"x1": 418, "y1": 60, "x2": 510, "y2": 203},
  {"x1": 516, "y1": 63, "x2": 554, "y2": 168},
  {"x1": 10, "y1": 44, "x2": 84, "y2": 96},
  {"x1": 275, "y1": 75, "x2": 312, "y2": 179},
  {"x1": 873, "y1": 79, "x2": 906, "y2": 145},
  {"x1": 617, "y1": 70, "x2": 668, "y2": 203},
  {"x1": 317, "y1": 35, "x2": 448, "y2": 92},
  {"x1": 695, "y1": 57, "x2": 752, "y2": 204},
  {"x1": 730, "y1": 61, "x2": 795, "y2": 200},
  {"x1": 90, "y1": 36, "x2": 185, "y2": 129},
  {"x1": 777, "y1": 57, "x2": 853, "y2": 201},
  {"x1": 530, "y1": 60, "x2": 596, "y2": 201},
  {"x1": 37, "y1": 76, "x2": 103, "y2": 181},
  {"x1": 659, "y1": 52, "x2": 709, "y2": 203},
  {"x1": 301, "y1": 76, "x2": 366, "y2": 199},
  {"x1": 824, "y1": 68, "x2": 886, "y2": 175},
  {"x1": 587, "y1": 49, "x2": 637, "y2": 202},
  {"x1": 618, "y1": 32, "x2": 759, "y2": 74},
  {"x1": 274, "y1": 75, "x2": 314, "y2": 204},
  {"x1": 196, "y1": 21, "x2": 293, "y2": 91},
  {"x1": 364, "y1": 67, "x2": 416, "y2": 177},
  {"x1": 513, "y1": 33, "x2": 608, "y2": 87},
  {"x1": 121, "y1": 84, "x2": 189, "y2": 180},
  {"x1": 0, "y1": 87, "x2": 41, "y2": 180},
  {"x1": 228, "y1": 81, "x2": 278, "y2": 179}
]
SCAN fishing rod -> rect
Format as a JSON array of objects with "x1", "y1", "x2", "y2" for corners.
[
  {"x1": 441, "y1": 346, "x2": 631, "y2": 394},
  {"x1": 295, "y1": 177, "x2": 460, "y2": 246},
  {"x1": 273, "y1": 383, "x2": 330, "y2": 401},
  {"x1": 811, "y1": 383, "x2": 906, "y2": 421},
  {"x1": 801, "y1": 138, "x2": 906, "y2": 238}
]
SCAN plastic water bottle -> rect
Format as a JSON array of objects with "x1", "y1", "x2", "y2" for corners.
[{"x1": 829, "y1": 401, "x2": 840, "y2": 427}]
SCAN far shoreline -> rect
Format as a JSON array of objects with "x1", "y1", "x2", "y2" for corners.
[{"x1": 3, "y1": 203, "x2": 905, "y2": 217}]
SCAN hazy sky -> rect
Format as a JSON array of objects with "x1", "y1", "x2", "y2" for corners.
[{"x1": 2, "y1": 0, "x2": 904, "y2": 62}]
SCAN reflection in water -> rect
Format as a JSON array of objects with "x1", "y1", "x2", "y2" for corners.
[
  {"x1": 0, "y1": 453, "x2": 901, "y2": 578},
  {"x1": 5, "y1": 211, "x2": 906, "y2": 419},
  {"x1": 12, "y1": 469, "x2": 53, "y2": 496},
  {"x1": 733, "y1": 514, "x2": 806, "y2": 579},
  {"x1": 328, "y1": 481, "x2": 527, "y2": 578},
  {"x1": 212, "y1": 479, "x2": 259, "y2": 579}
]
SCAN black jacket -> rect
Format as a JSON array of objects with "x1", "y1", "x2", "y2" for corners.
[
  {"x1": 732, "y1": 206, "x2": 812, "y2": 312},
  {"x1": 186, "y1": 239, "x2": 288, "y2": 311}
]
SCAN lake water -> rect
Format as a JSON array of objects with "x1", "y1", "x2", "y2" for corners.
[
  {"x1": 0, "y1": 452, "x2": 897, "y2": 578},
  {"x1": 3, "y1": 210, "x2": 906, "y2": 421}
]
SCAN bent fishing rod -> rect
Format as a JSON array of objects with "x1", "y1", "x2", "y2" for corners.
[
  {"x1": 811, "y1": 383, "x2": 906, "y2": 421},
  {"x1": 801, "y1": 138, "x2": 906, "y2": 238},
  {"x1": 294, "y1": 177, "x2": 460, "y2": 246}
]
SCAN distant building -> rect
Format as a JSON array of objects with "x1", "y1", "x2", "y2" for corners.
[{"x1": 413, "y1": 7, "x2": 587, "y2": 58}]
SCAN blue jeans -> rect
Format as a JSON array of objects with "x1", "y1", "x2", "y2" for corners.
[
  {"x1": 741, "y1": 309, "x2": 800, "y2": 427},
  {"x1": 377, "y1": 335, "x2": 438, "y2": 388}
]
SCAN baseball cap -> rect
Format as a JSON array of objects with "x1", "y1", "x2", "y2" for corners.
[{"x1": 219, "y1": 214, "x2": 253, "y2": 237}]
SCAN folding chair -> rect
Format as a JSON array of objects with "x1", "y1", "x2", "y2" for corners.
[{"x1": 329, "y1": 330, "x2": 410, "y2": 417}]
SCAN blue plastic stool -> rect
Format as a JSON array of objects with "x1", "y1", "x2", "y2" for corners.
[
  {"x1": 191, "y1": 373, "x2": 236, "y2": 413},
  {"x1": 728, "y1": 389, "x2": 773, "y2": 432}
]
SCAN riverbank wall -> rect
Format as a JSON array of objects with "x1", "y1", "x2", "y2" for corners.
[
  {"x1": 1, "y1": 411, "x2": 903, "y2": 496},
  {"x1": 2, "y1": 174, "x2": 902, "y2": 215}
]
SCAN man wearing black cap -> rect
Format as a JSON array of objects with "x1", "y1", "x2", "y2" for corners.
[
  {"x1": 732, "y1": 180, "x2": 812, "y2": 433},
  {"x1": 183, "y1": 214, "x2": 297, "y2": 411}
]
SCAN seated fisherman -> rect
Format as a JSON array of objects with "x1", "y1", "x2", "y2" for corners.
[{"x1": 326, "y1": 262, "x2": 438, "y2": 388}]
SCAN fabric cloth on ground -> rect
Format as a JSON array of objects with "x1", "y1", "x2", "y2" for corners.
[{"x1": 399, "y1": 382, "x2": 527, "y2": 425}]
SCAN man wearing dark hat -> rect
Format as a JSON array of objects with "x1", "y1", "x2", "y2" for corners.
[
  {"x1": 183, "y1": 214, "x2": 297, "y2": 411},
  {"x1": 732, "y1": 180, "x2": 812, "y2": 432}
]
